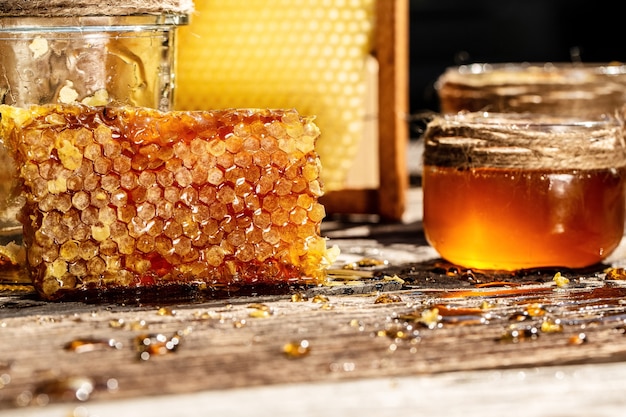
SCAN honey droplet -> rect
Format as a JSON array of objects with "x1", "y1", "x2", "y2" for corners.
[
  {"x1": 311, "y1": 294, "x2": 329, "y2": 304},
  {"x1": 291, "y1": 292, "x2": 308, "y2": 302},
  {"x1": 553, "y1": 272, "x2": 570, "y2": 288},
  {"x1": 377, "y1": 323, "x2": 420, "y2": 341},
  {"x1": 248, "y1": 309, "x2": 272, "y2": 319},
  {"x1": 525, "y1": 303, "x2": 546, "y2": 317},
  {"x1": 605, "y1": 267, "x2": 626, "y2": 280},
  {"x1": 343, "y1": 258, "x2": 388, "y2": 270},
  {"x1": 34, "y1": 376, "x2": 95, "y2": 403},
  {"x1": 64, "y1": 338, "x2": 122, "y2": 353},
  {"x1": 135, "y1": 331, "x2": 183, "y2": 361},
  {"x1": 247, "y1": 302, "x2": 271, "y2": 311},
  {"x1": 282, "y1": 340, "x2": 311, "y2": 359},
  {"x1": 419, "y1": 308, "x2": 442, "y2": 329},
  {"x1": 540, "y1": 318, "x2": 564, "y2": 333},
  {"x1": 156, "y1": 307, "x2": 176, "y2": 316},
  {"x1": 568, "y1": 333, "x2": 588, "y2": 345},
  {"x1": 499, "y1": 326, "x2": 540, "y2": 343},
  {"x1": 233, "y1": 319, "x2": 247, "y2": 328},
  {"x1": 374, "y1": 294, "x2": 402, "y2": 304}
]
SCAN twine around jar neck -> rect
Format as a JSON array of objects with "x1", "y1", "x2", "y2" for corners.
[
  {"x1": 0, "y1": 0, "x2": 194, "y2": 17},
  {"x1": 423, "y1": 112, "x2": 626, "y2": 171}
]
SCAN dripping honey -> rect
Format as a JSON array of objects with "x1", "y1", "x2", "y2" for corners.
[{"x1": 423, "y1": 165, "x2": 626, "y2": 271}]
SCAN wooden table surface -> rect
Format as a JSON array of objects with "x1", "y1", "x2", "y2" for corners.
[{"x1": 2, "y1": 187, "x2": 626, "y2": 416}]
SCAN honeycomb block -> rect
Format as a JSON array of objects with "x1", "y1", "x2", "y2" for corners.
[
  {"x1": 175, "y1": 0, "x2": 376, "y2": 191},
  {"x1": 0, "y1": 104, "x2": 338, "y2": 301}
]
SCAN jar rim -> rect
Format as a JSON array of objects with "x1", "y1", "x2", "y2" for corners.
[
  {"x1": 0, "y1": 14, "x2": 188, "y2": 34},
  {"x1": 436, "y1": 62, "x2": 626, "y2": 89},
  {"x1": 442, "y1": 111, "x2": 622, "y2": 130},
  {"x1": 449, "y1": 62, "x2": 626, "y2": 75}
]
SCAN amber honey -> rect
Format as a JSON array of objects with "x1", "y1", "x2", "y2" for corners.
[
  {"x1": 423, "y1": 166, "x2": 626, "y2": 270},
  {"x1": 422, "y1": 112, "x2": 626, "y2": 271}
]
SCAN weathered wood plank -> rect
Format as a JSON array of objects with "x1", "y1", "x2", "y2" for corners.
[{"x1": 2, "y1": 188, "x2": 626, "y2": 412}]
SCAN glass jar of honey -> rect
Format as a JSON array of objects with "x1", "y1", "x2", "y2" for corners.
[
  {"x1": 0, "y1": 2, "x2": 191, "y2": 238},
  {"x1": 436, "y1": 62, "x2": 626, "y2": 117},
  {"x1": 422, "y1": 112, "x2": 626, "y2": 271}
]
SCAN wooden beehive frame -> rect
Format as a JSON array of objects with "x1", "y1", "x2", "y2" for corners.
[{"x1": 319, "y1": 0, "x2": 408, "y2": 222}]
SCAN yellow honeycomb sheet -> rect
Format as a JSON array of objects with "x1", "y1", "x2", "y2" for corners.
[{"x1": 175, "y1": 0, "x2": 376, "y2": 191}]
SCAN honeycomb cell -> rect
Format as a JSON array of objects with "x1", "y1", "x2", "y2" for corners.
[
  {"x1": 207, "y1": 167, "x2": 224, "y2": 186},
  {"x1": 69, "y1": 261, "x2": 88, "y2": 277},
  {"x1": 155, "y1": 200, "x2": 174, "y2": 220},
  {"x1": 66, "y1": 175, "x2": 83, "y2": 192},
  {"x1": 131, "y1": 153, "x2": 150, "y2": 171},
  {"x1": 164, "y1": 186, "x2": 180, "y2": 204},
  {"x1": 155, "y1": 235, "x2": 174, "y2": 257},
  {"x1": 173, "y1": 236, "x2": 192, "y2": 257},
  {"x1": 61, "y1": 209, "x2": 81, "y2": 229},
  {"x1": 262, "y1": 228, "x2": 281, "y2": 245},
  {"x1": 79, "y1": 240, "x2": 99, "y2": 260},
  {"x1": 216, "y1": 152, "x2": 234, "y2": 169},
  {"x1": 146, "y1": 186, "x2": 163, "y2": 204},
  {"x1": 209, "y1": 201, "x2": 227, "y2": 220},
  {"x1": 290, "y1": 207, "x2": 308, "y2": 225},
  {"x1": 136, "y1": 202, "x2": 156, "y2": 221},
  {"x1": 156, "y1": 169, "x2": 175, "y2": 187},
  {"x1": 147, "y1": 218, "x2": 165, "y2": 237},
  {"x1": 90, "y1": 190, "x2": 109, "y2": 209},
  {"x1": 253, "y1": 210, "x2": 271, "y2": 230},
  {"x1": 120, "y1": 171, "x2": 138, "y2": 190},
  {"x1": 136, "y1": 235, "x2": 155, "y2": 253},
  {"x1": 83, "y1": 173, "x2": 100, "y2": 191},
  {"x1": 207, "y1": 139, "x2": 226, "y2": 157},
  {"x1": 80, "y1": 206, "x2": 100, "y2": 225},
  {"x1": 278, "y1": 195, "x2": 297, "y2": 212},
  {"x1": 180, "y1": 186, "x2": 198, "y2": 207},
  {"x1": 216, "y1": 186, "x2": 236, "y2": 205},
  {"x1": 59, "y1": 240, "x2": 80, "y2": 261},
  {"x1": 98, "y1": 206, "x2": 117, "y2": 226},
  {"x1": 93, "y1": 156, "x2": 112, "y2": 175},
  {"x1": 117, "y1": 205, "x2": 136, "y2": 223},
  {"x1": 191, "y1": 163, "x2": 209, "y2": 185},
  {"x1": 138, "y1": 171, "x2": 156, "y2": 187},
  {"x1": 163, "y1": 220, "x2": 182, "y2": 239},
  {"x1": 35, "y1": 229, "x2": 54, "y2": 248},
  {"x1": 101, "y1": 173, "x2": 121, "y2": 193},
  {"x1": 71, "y1": 224, "x2": 91, "y2": 241},
  {"x1": 84, "y1": 143, "x2": 102, "y2": 161},
  {"x1": 308, "y1": 203, "x2": 326, "y2": 222},
  {"x1": 236, "y1": 243, "x2": 255, "y2": 262},
  {"x1": 113, "y1": 154, "x2": 132, "y2": 173},
  {"x1": 204, "y1": 245, "x2": 224, "y2": 267},
  {"x1": 91, "y1": 224, "x2": 111, "y2": 242}
]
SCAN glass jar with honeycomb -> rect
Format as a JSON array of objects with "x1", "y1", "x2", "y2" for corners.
[
  {"x1": 0, "y1": 0, "x2": 191, "y2": 238},
  {"x1": 436, "y1": 62, "x2": 626, "y2": 117},
  {"x1": 174, "y1": 0, "x2": 376, "y2": 192},
  {"x1": 422, "y1": 112, "x2": 626, "y2": 271}
]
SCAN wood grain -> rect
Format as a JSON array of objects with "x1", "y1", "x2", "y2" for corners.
[{"x1": 2, "y1": 201, "x2": 626, "y2": 412}]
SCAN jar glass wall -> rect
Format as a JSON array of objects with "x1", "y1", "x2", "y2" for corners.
[
  {"x1": 436, "y1": 62, "x2": 626, "y2": 117},
  {"x1": 0, "y1": 14, "x2": 187, "y2": 236}
]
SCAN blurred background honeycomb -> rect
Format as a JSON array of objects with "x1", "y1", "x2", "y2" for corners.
[{"x1": 175, "y1": 0, "x2": 377, "y2": 193}]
